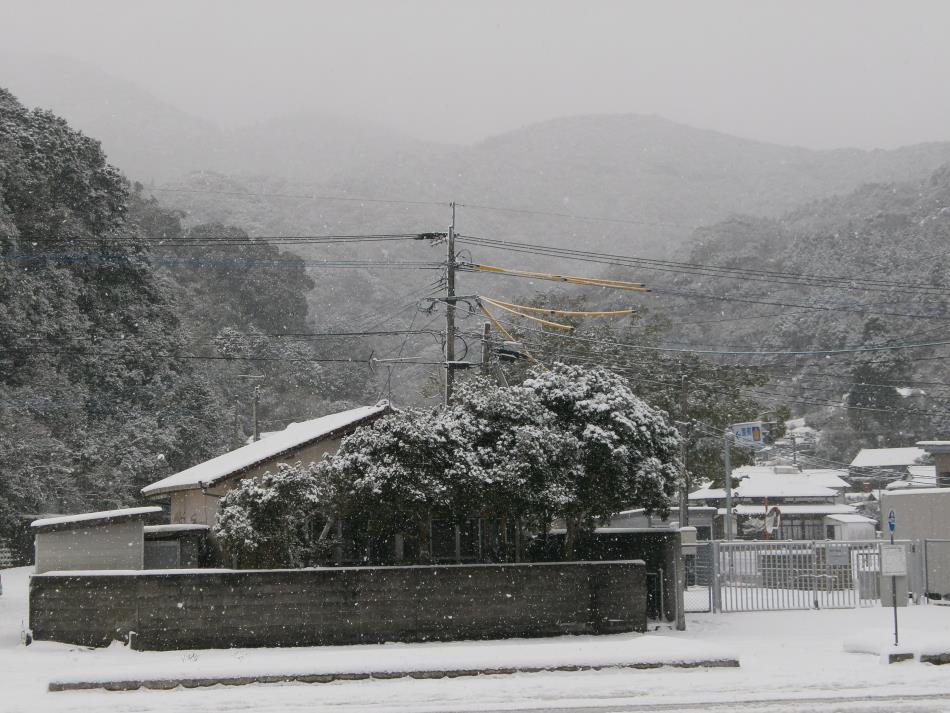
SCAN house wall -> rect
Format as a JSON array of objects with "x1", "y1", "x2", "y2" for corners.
[
  {"x1": 169, "y1": 436, "x2": 344, "y2": 525},
  {"x1": 29, "y1": 560, "x2": 647, "y2": 650},
  {"x1": 34, "y1": 520, "x2": 144, "y2": 574}
]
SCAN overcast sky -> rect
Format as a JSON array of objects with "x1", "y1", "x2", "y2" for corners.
[{"x1": 2, "y1": 0, "x2": 950, "y2": 149}]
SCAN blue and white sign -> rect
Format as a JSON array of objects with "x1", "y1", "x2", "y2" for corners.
[
  {"x1": 887, "y1": 509, "x2": 896, "y2": 533},
  {"x1": 730, "y1": 421, "x2": 767, "y2": 445}
]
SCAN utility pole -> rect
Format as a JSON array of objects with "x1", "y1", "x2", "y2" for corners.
[
  {"x1": 723, "y1": 428, "x2": 733, "y2": 541},
  {"x1": 443, "y1": 202, "x2": 457, "y2": 406},
  {"x1": 481, "y1": 321, "x2": 491, "y2": 375},
  {"x1": 678, "y1": 375, "x2": 689, "y2": 528},
  {"x1": 252, "y1": 385, "x2": 260, "y2": 442}
]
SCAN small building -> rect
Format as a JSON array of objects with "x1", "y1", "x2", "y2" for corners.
[
  {"x1": 604, "y1": 507, "x2": 717, "y2": 542},
  {"x1": 689, "y1": 465, "x2": 864, "y2": 540},
  {"x1": 823, "y1": 513, "x2": 876, "y2": 541},
  {"x1": 143, "y1": 524, "x2": 213, "y2": 569},
  {"x1": 915, "y1": 441, "x2": 950, "y2": 487},
  {"x1": 880, "y1": 487, "x2": 950, "y2": 598},
  {"x1": 142, "y1": 403, "x2": 390, "y2": 526},
  {"x1": 849, "y1": 446, "x2": 927, "y2": 488},
  {"x1": 31, "y1": 507, "x2": 162, "y2": 574},
  {"x1": 884, "y1": 465, "x2": 936, "y2": 491}
]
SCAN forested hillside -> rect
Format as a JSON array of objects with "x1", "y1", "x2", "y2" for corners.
[
  {"x1": 9, "y1": 55, "x2": 950, "y2": 259},
  {"x1": 649, "y1": 164, "x2": 950, "y2": 459},
  {"x1": 0, "y1": 89, "x2": 376, "y2": 533}
]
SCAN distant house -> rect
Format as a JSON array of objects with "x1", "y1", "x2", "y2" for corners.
[
  {"x1": 689, "y1": 465, "x2": 864, "y2": 540},
  {"x1": 915, "y1": 441, "x2": 950, "y2": 487},
  {"x1": 884, "y1": 465, "x2": 937, "y2": 491},
  {"x1": 849, "y1": 447, "x2": 927, "y2": 488},
  {"x1": 141, "y1": 403, "x2": 391, "y2": 526},
  {"x1": 604, "y1": 507, "x2": 717, "y2": 542}
]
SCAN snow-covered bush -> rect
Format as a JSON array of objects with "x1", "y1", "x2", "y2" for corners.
[{"x1": 213, "y1": 462, "x2": 326, "y2": 568}]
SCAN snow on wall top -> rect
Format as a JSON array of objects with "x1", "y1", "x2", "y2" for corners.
[
  {"x1": 850, "y1": 447, "x2": 926, "y2": 468},
  {"x1": 141, "y1": 403, "x2": 390, "y2": 497},
  {"x1": 883, "y1": 487, "x2": 950, "y2": 497},
  {"x1": 31, "y1": 506, "x2": 162, "y2": 530}
]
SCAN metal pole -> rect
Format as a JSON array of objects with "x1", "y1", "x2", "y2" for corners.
[
  {"x1": 891, "y1": 531, "x2": 899, "y2": 646},
  {"x1": 481, "y1": 321, "x2": 491, "y2": 375},
  {"x1": 444, "y1": 202, "x2": 457, "y2": 406},
  {"x1": 724, "y1": 429, "x2": 733, "y2": 541},
  {"x1": 252, "y1": 386, "x2": 260, "y2": 442},
  {"x1": 678, "y1": 376, "x2": 689, "y2": 528}
]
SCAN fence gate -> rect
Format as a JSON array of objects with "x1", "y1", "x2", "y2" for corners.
[
  {"x1": 684, "y1": 541, "x2": 712, "y2": 612},
  {"x1": 712, "y1": 540, "x2": 909, "y2": 612}
]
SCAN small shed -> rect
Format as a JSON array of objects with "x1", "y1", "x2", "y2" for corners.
[
  {"x1": 31, "y1": 507, "x2": 162, "y2": 574},
  {"x1": 143, "y1": 524, "x2": 214, "y2": 569},
  {"x1": 823, "y1": 513, "x2": 876, "y2": 541}
]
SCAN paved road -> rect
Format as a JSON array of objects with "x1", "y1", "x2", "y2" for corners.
[{"x1": 462, "y1": 692, "x2": 950, "y2": 713}]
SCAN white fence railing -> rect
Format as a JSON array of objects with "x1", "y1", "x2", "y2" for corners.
[{"x1": 706, "y1": 539, "x2": 929, "y2": 613}]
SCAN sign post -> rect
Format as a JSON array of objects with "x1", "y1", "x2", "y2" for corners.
[{"x1": 883, "y1": 510, "x2": 901, "y2": 646}]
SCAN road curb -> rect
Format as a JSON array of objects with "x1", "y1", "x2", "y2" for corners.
[{"x1": 48, "y1": 658, "x2": 740, "y2": 692}]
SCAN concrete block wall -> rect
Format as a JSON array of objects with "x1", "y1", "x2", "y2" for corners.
[{"x1": 30, "y1": 560, "x2": 646, "y2": 650}]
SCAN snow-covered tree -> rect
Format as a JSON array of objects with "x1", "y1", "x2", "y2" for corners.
[
  {"x1": 315, "y1": 409, "x2": 474, "y2": 561},
  {"x1": 213, "y1": 462, "x2": 326, "y2": 568},
  {"x1": 523, "y1": 363, "x2": 682, "y2": 555},
  {"x1": 448, "y1": 377, "x2": 576, "y2": 534}
]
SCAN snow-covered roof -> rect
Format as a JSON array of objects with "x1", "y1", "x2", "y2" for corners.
[
  {"x1": 688, "y1": 487, "x2": 727, "y2": 501},
  {"x1": 885, "y1": 465, "x2": 937, "y2": 490},
  {"x1": 689, "y1": 468, "x2": 839, "y2": 500},
  {"x1": 142, "y1": 403, "x2": 390, "y2": 497},
  {"x1": 882, "y1": 487, "x2": 950, "y2": 497},
  {"x1": 732, "y1": 478, "x2": 836, "y2": 499},
  {"x1": 917, "y1": 440, "x2": 950, "y2": 454},
  {"x1": 720, "y1": 504, "x2": 856, "y2": 516},
  {"x1": 798, "y1": 469, "x2": 850, "y2": 489},
  {"x1": 850, "y1": 447, "x2": 926, "y2": 468},
  {"x1": 825, "y1": 513, "x2": 876, "y2": 524},
  {"x1": 31, "y1": 506, "x2": 162, "y2": 531}
]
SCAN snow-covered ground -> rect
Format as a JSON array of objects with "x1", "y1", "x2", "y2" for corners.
[{"x1": 3, "y1": 565, "x2": 950, "y2": 712}]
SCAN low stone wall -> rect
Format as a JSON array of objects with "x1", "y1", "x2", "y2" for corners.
[{"x1": 30, "y1": 560, "x2": 646, "y2": 650}]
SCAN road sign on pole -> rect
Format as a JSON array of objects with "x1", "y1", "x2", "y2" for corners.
[{"x1": 887, "y1": 509, "x2": 896, "y2": 533}]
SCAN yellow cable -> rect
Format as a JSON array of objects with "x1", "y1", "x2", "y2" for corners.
[
  {"x1": 477, "y1": 301, "x2": 541, "y2": 366},
  {"x1": 480, "y1": 298, "x2": 634, "y2": 318},
  {"x1": 468, "y1": 264, "x2": 649, "y2": 292},
  {"x1": 480, "y1": 297, "x2": 575, "y2": 331}
]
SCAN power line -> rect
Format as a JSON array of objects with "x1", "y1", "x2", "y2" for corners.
[
  {"x1": 473, "y1": 311, "x2": 950, "y2": 357},
  {"x1": 2, "y1": 253, "x2": 444, "y2": 270},
  {"x1": 457, "y1": 201, "x2": 696, "y2": 230},
  {"x1": 149, "y1": 186, "x2": 447, "y2": 208},
  {"x1": 456, "y1": 234, "x2": 950, "y2": 296}
]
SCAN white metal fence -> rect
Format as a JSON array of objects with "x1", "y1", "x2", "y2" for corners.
[{"x1": 707, "y1": 540, "x2": 921, "y2": 613}]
